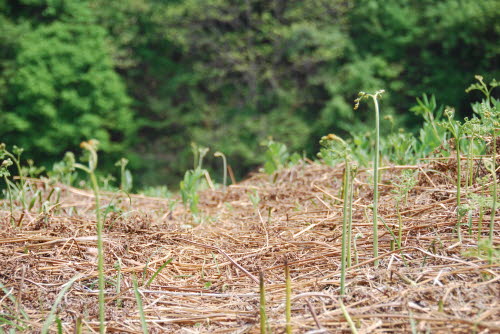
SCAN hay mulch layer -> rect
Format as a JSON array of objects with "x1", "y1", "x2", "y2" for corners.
[{"x1": 1, "y1": 161, "x2": 499, "y2": 333}]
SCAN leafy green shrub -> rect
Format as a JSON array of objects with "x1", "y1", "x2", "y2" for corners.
[{"x1": 0, "y1": 6, "x2": 134, "y2": 171}]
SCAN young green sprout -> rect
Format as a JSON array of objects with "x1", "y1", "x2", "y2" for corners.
[
  {"x1": 354, "y1": 90, "x2": 385, "y2": 267},
  {"x1": 73, "y1": 139, "x2": 106, "y2": 334},
  {"x1": 319, "y1": 133, "x2": 353, "y2": 295},
  {"x1": 465, "y1": 75, "x2": 499, "y2": 257},
  {"x1": 214, "y1": 151, "x2": 227, "y2": 190},
  {"x1": 0, "y1": 154, "x2": 15, "y2": 226}
]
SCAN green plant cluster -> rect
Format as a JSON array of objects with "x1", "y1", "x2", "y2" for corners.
[{"x1": 1, "y1": 0, "x2": 498, "y2": 188}]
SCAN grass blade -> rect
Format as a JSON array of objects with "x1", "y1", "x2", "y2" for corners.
[{"x1": 41, "y1": 274, "x2": 82, "y2": 334}]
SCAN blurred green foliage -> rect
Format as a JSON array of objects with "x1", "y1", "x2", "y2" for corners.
[
  {"x1": 0, "y1": 0, "x2": 134, "y2": 170},
  {"x1": 0, "y1": 0, "x2": 498, "y2": 188}
]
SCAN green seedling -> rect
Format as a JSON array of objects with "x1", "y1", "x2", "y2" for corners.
[
  {"x1": 114, "y1": 258, "x2": 123, "y2": 308},
  {"x1": 73, "y1": 139, "x2": 105, "y2": 334},
  {"x1": 410, "y1": 94, "x2": 444, "y2": 145},
  {"x1": 259, "y1": 271, "x2": 270, "y2": 334},
  {"x1": 0, "y1": 156, "x2": 15, "y2": 226},
  {"x1": 466, "y1": 75, "x2": 499, "y2": 261},
  {"x1": 392, "y1": 170, "x2": 418, "y2": 249},
  {"x1": 0, "y1": 144, "x2": 28, "y2": 210},
  {"x1": 353, "y1": 233, "x2": 364, "y2": 266},
  {"x1": 354, "y1": 89, "x2": 385, "y2": 267},
  {"x1": 263, "y1": 140, "x2": 289, "y2": 176},
  {"x1": 180, "y1": 168, "x2": 204, "y2": 214},
  {"x1": 440, "y1": 107, "x2": 466, "y2": 241},
  {"x1": 180, "y1": 144, "x2": 210, "y2": 216},
  {"x1": 319, "y1": 133, "x2": 354, "y2": 295},
  {"x1": 469, "y1": 177, "x2": 491, "y2": 243},
  {"x1": 214, "y1": 151, "x2": 227, "y2": 190},
  {"x1": 115, "y1": 158, "x2": 133, "y2": 192},
  {"x1": 249, "y1": 189, "x2": 261, "y2": 209},
  {"x1": 50, "y1": 152, "x2": 77, "y2": 185}
]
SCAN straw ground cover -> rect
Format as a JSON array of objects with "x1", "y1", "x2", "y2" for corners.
[{"x1": 0, "y1": 155, "x2": 499, "y2": 333}]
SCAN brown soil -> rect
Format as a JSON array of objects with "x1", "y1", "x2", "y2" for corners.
[{"x1": 0, "y1": 160, "x2": 499, "y2": 333}]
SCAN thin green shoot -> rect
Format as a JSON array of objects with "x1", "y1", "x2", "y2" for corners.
[
  {"x1": 259, "y1": 271, "x2": 269, "y2": 334},
  {"x1": 353, "y1": 233, "x2": 364, "y2": 266},
  {"x1": 347, "y1": 165, "x2": 357, "y2": 267},
  {"x1": 73, "y1": 139, "x2": 105, "y2": 334},
  {"x1": 0, "y1": 145, "x2": 28, "y2": 209},
  {"x1": 441, "y1": 107, "x2": 465, "y2": 241},
  {"x1": 133, "y1": 275, "x2": 149, "y2": 334},
  {"x1": 115, "y1": 258, "x2": 123, "y2": 307},
  {"x1": 75, "y1": 317, "x2": 83, "y2": 334},
  {"x1": 378, "y1": 216, "x2": 398, "y2": 247},
  {"x1": 41, "y1": 274, "x2": 82, "y2": 334},
  {"x1": 354, "y1": 89, "x2": 385, "y2": 267},
  {"x1": 488, "y1": 137, "x2": 496, "y2": 263},
  {"x1": 340, "y1": 161, "x2": 350, "y2": 296},
  {"x1": 285, "y1": 259, "x2": 292, "y2": 334},
  {"x1": 145, "y1": 258, "x2": 174, "y2": 287},
  {"x1": 214, "y1": 151, "x2": 227, "y2": 190},
  {"x1": 115, "y1": 158, "x2": 133, "y2": 192},
  {"x1": 55, "y1": 316, "x2": 63, "y2": 334},
  {"x1": 339, "y1": 299, "x2": 358, "y2": 334},
  {"x1": 0, "y1": 157, "x2": 15, "y2": 226},
  {"x1": 319, "y1": 134, "x2": 353, "y2": 294}
]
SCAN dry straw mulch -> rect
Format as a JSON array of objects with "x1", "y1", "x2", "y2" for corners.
[{"x1": 0, "y1": 160, "x2": 499, "y2": 333}]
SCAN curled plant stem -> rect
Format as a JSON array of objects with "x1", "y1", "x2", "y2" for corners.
[
  {"x1": 214, "y1": 152, "x2": 227, "y2": 190},
  {"x1": 355, "y1": 90, "x2": 384, "y2": 267}
]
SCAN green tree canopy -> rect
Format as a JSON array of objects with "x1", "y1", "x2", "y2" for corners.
[{"x1": 0, "y1": 0, "x2": 134, "y2": 168}]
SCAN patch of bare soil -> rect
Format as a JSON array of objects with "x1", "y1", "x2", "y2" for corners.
[{"x1": 0, "y1": 161, "x2": 499, "y2": 333}]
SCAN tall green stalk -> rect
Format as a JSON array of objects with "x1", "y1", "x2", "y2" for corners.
[
  {"x1": 214, "y1": 152, "x2": 227, "y2": 190},
  {"x1": 1, "y1": 157, "x2": 15, "y2": 226},
  {"x1": 284, "y1": 260, "x2": 292, "y2": 334},
  {"x1": 340, "y1": 163, "x2": 350, "y2": 296},
  {"x1": 347, "y1": 165, "x2": 356, "y2": 267},
  {"x1": 354, "y1": 90, "x2": 385, "y2": 267},
  {"x1": 441, "y1": 107, "x2": 464, "y2": 241},
  {"x1": 74, "y1": 140, "x2": 105, "y2": 334},
  {"x1": 259, "y1": 271, "x2": 269, "y2": 334},
  {"x1": 489, "y1": 136, "x2": 496, "y2": 247}
]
